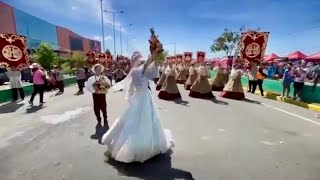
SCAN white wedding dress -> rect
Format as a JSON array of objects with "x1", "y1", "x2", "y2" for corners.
[{"x1": 102, "y1": 62, "x2": 174, "y2": 163}]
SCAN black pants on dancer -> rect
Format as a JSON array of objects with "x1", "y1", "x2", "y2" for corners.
[
  {"x1": 11, "y1": 88, "x2": 25, "y2": 101},
  {"x1": 56, "y1": 80, "x2": 64, "y2": 93},
  {"x1": 248, "y1": 80, "x2": 257, "y2": 93},
  {"x1": 77, "y1": 79, "x2": 85, "y2": 93},
  {"x1": 29, "y1": 84, "x2": 45, "y2": 105},
  {"x1": 92, "y1": 93, "x2": 108, "y2": 127}
]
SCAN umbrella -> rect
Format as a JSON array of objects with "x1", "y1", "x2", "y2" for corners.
[
  {"x1": 287, "y1": 51, "x2": 307, "y2": 60},
  {"x1": 264, "y1": 53, "x2": 279, "y2": 61}
]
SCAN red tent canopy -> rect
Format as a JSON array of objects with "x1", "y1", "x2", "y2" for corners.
[
  {"x1": 220, "y1": 56, "x2": 229, "y2": 61},
  {"x1": 305, "y1": 52, "x2": 320, "y2": 60},
  {"x1": 287, "y1": 51, "x2": 307, "y2": 60},
  {"x1": 264, "y1": 53, "x2": 279, "y2": 61}
]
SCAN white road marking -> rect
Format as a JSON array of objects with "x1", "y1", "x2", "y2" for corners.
[
  {"x1": 40, "y1": 107, "x2": 90, "y2": 125},
  {"x1": 201, "y1": 136, "x2": 212, "y2": 140},
  {"x1": 24, "y1": 135, "x2": 38, "y2": 143},
  {"x1": 260, "y1": 102, "x2": 320, "y2": 126},
  {"x1": 261, "y1": 141, "x2": 276, "y2": 146},
  {"x1": 0, "y1": 131, "x2": 24, "y2": 149}
]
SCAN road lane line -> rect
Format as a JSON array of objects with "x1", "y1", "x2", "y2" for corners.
[{"x1": 260, "y1": 102, "x2": 320, "y2": 126}]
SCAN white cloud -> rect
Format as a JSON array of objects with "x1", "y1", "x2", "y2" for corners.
[
  {"x1": 19, "y1": 0, "x2": 122, "y2": 27},
  {"x1": 92, "y1": 35, "x2": 112, "y2": 41},
  {"x1": 71, "y1": 6, "x2": 78, "y2": 11}
]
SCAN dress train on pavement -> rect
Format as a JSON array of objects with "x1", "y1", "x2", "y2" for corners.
[{"x1": 102, "y1": 62, "x2": 174, "y2": 163}]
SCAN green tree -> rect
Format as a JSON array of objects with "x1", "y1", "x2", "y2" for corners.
[
  {"x1": 53, "y1": 56, "x2": 66, "y2": 66},
  {"x1": 61, "y1": 53, "x2": 87, "y2": 75},
  {"x1": 105, "y1": 49, "x2": 111, "y2": 55},
  {"x1": 210, "y1": 26, "x2": 260, "y2": 57},
  {"x1": 32, "y1": 43, "x2": 57, "y2": 70}
]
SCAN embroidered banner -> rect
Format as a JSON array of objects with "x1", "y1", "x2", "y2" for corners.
[
  {"x1": 171, "y1": 56, "x2": 176, "y2": 63},
  {"x1": 183, "y1": 52, "x2": 192, "y2": 63},
  {"x1": 0, "y1": 33, "x2": 29, "y2": 69},
  {"x1": 98, "y1": 53, "x2": 107, "y2": 64},
  {"x1": 175, "y1": 54, "x2": 183, "y2": 63},
  {"x1": 166, "y1": 56, "x2": 171, "y2": 63},
  {"x1": 197, "y1": 51, "x2": 206, "y2": 62},
  {"x1": 106, "y1": 55, "x2": 113, "y2": 64},
  {"x1": 239, "y1": 31, "x2": 269, "y2": 63},
  {"x1": 86, "y1": 51, "x2": 96, "y2": 64}
]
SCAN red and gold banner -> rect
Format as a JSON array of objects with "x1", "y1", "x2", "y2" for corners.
[
  {"x1": 86, "y1": 51, "x2": 96, "y2": 64},
  {"x1": 171, "y1": 56, "x2": 176, "y2": 63},
  {"x1": 98, "y1": 53, "x2": 106, "y2": 64},
  {"x1": 175, "y1": 54, "x2": 183, "y2": 63},
  {"x1": 166, "y1": 56, "x2": 171, "y2": 63},
  {"x1": 183, "y1": 52, "x2": 192, "y2": 63},
  {"x1": 118, "y1": 55, "x2": 125, "y2": 63},
  {"x1": 239, "y1": 31, "x2": 269, "y2": 63},
  {"x1": 0, "y1": 33, "x2": 29, "y2": 69},
  {"x1": 106, "y1": 55, "x2": 113, "y2": 64},
  {"x1": 197, "y1": 51, "x2": 206, "y2": 62}
]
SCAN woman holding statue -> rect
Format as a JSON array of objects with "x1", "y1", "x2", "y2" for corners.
[{"x1": 102, "y1": 28, "x2": 173, "y2": 163}]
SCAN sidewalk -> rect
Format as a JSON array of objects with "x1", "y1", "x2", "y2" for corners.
[
  {"x1": 243, "y1": 87, "x2": 320, "y2": 112},
  {"x1": 0, "y1": 76, "x2": 76, "y2": 103}
]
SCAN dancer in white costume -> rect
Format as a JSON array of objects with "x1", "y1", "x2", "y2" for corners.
[{"x1": 102, "y1": 51, "x2": 174, "y2": 163}]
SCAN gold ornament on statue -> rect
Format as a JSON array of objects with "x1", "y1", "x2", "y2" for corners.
[
  {"x1": 149, "y1": 28, "x2": 165, "y2": 63},
  {"x1": 93, "y1": 78, "x2": 111, "y2": 94}
]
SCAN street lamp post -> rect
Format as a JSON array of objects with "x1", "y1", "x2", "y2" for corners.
[
  {"x1": 165, "y1": 43, "x2": 176, "y2": 55},
  {"x1": 99, "y1": 0, "x2": 105, "y2": 51},
  {"x1": 104, "y1": 10, "x2": 124, "y2": 57},
  {"x1": 118, "y1": 24, "x2": 132, "y2": 55},
  {"x1": 126, "y1": 37, "x2": 135, "y2": 56}
]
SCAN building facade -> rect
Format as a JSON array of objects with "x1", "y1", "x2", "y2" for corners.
[{"x1": 0, "y1": 2, "x2": 101, "y2": 53}]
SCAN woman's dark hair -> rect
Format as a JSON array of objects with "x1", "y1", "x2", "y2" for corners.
[{"x1": 32, "y1": 67, "x2": 38, "y2": 72}]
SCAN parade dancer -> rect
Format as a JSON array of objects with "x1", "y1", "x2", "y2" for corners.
[
  {"x1": 54, "y1": 65, "x2": 64, "y2": 94},
  {"x1": 104, "y1": 64, "x2": 114, "y2": 86},
  {"x1": 189, "y1": 62, "x2": 214, "y2": 99},
  {"x1": 29, "y1": 63, "x2": 46, "y2": 106},
  {"x1": 158, "y1": 63, "x2": 182, "y2": 100},
  {"x1": 247, "y1": 62, "x2": 258, "y2": 93},
  {"x1": 102, "y1": 31, "x2": 173, "y2": 163},
  {"x1": 7, "y1": 67, "x2": 25, "y2": 101},
  {"x1": 176, "y1": 63, "x2": 188, "y2": 84},
  {"x1": 155, "y1": 64, "x2": 167, "y2": 90},
  {"x1": 221, "y1": 64, "x2": 245, "y2": 100},
  {"x1": 75, "y1": 63, "x2": 86, "y2": 95},
  {"x1": 184, "y1": 63, "x2": 197, "y2": 90},
  {"x1": 211, "y1": 65, "x2": 226, "y2": 91},
  {"x1": 87, "y1": 64, "x2": 111, "y2": 127},
  {"x1": 113, "y1": 64, "x2": 126, "y2": 83}
]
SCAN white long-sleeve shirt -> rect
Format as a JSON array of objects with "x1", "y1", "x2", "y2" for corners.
[
  {"x1": 6, "y1": 70, "x2": 22, "y2": 88},
  {"x1": 87, "y1": 75, "x2": 110, "y2": 93}
]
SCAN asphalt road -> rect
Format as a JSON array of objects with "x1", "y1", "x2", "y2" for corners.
[{"x1": 0, "y1": 83, "x2": 320, "y2": 180}]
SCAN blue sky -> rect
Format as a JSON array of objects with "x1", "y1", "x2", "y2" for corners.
[{"x1": 3, "y1": 0, "x2": 320, "y2": 58}]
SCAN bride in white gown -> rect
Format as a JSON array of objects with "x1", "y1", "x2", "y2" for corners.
[{"x1": 102, "y1": 51, "x2": 174, "y2": 163}]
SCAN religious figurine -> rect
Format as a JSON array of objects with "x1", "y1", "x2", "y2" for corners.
[
  {"x1": 93, "y1": 77, "x2": 111, "y2": 94},
  {"x1": 149, "y1": 28, "x2": 165, "y2": 63}
]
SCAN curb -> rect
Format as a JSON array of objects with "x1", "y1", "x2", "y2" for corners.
[{"x1": 243, "y1": 87, "x2": 320, "y2": 112}]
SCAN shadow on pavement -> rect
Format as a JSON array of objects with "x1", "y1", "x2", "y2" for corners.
[
  {"x1": 211, "y1": 98, "x2": 228, "y2": 105},
  {"x1": 0, "y1": 101, "x2": 24, "y2": 114},
  {"x1": 174, "y1": 98, "x2": 190, "y2": 107},
  {"x1": 105, "y1": 150, "x2": 195, "y2": 180},
  {"x1": 90, "y1": 125, "x2": 109, "y2": 144},
  {"x1": 26, "y1": 104, "x2": 45, "y2": 113},
  {"x1": 243, "y1": 98, "x2": 261, "y2": 104}
]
